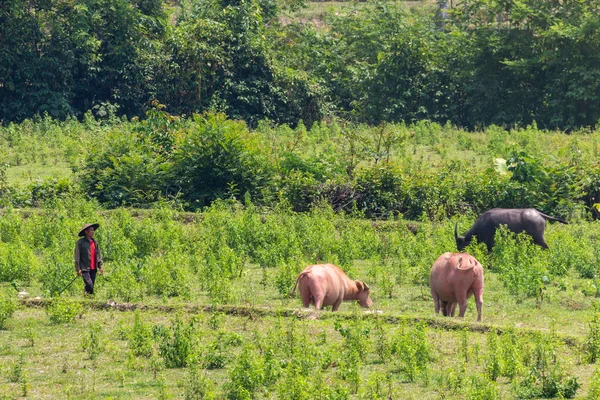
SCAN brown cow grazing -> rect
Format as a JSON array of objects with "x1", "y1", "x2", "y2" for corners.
[
  {"x1": 429, "y1": 252, "x2": 484, "y2": 322},
  {"x1": 290, "y1": 264, "x2": 374, "y2": 311}
]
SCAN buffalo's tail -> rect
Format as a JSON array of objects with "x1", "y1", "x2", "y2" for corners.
[
  {"x1": 456, "y1": 255, "x2": 476, "y2": 270},
  {"x1": 537, "y1": 210, "x2": 568, "y2": 224},
  {"x1": 289, "y1": 272, "x2": 307, "y2": 297}
]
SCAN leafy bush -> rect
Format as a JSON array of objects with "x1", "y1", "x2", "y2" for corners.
[
  {"x1": 225, "y1": 345, "x2": 265, "y2": 400},
  {"x1": 491, "y1": 227, "x2": 548, "y2": 302},
  {"x1": 46, "y1": 297, "x2": 83, "y2": 324},
  {"x1": 185, "y1": 365, "x2": 216, "y2": 400},
  {"x1": 103, "y1": 261, "x2": 143, "y2": 302},
  {"x1": 391, "y1": 323, "x2": 431, "y2": 382},
  {"x1": 171, "y1": 114, "x2": 275, "y2": 209},
  {"x1": 156, "y1": 314, "x2": 194, "y2": 368},
  {"x1": 587, "y1": 367, "x2": 600, "y2": 400},
  {"x1": 466, "y1": 374, "x2": 499, "y2": 400},
  {"x1": 129, "y1": 310, "x2": 154, "y2": 358},
  {"x1": 0, "y1": 290, "x2": 18, "y2": 329},
  {"x1": 485, "y1": 331, "x2": 501, "y2": 382},
  {"x1": 142, "y1": 254, "x2": 192, "y2": 299},
  {"x1": 82, "y1": 321, "x2": 104, "y2": 360},
  {"x1": 0, "y1": 241, "x2": 40, "y2": 283},
  {"x1": 585, "y1": 312, "x2": 600, "y2": 364},
  {"x1": 515, "y1": 333, "x2": 580, "y2": 399}
]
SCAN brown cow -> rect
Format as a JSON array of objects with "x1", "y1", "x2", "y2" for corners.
[
  {"x1": 290, "y1": 264, "x2": 374, "y2": 311},
  {"x1": 429, "y1": 252, "x2": 484, "y2": 322}
]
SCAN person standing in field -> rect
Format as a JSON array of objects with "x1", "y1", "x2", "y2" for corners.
[{"x1": 74, "y1": 223, "x2": 104, "y2": 295}]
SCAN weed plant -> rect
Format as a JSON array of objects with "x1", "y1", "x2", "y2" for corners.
[
  {"x1": 82, "y1": 321, "x2": 104, "y2": 360},
  {"x1": 0, "y1": 290, "x2": 17, "y2": 329},
  {"x1": 185, "y1": 364, "x2": 216, "y2": 400},
  {"x1": 225, "y1": 345, "x2": 265, "y2": 400},
  {"x1": 156, "y1": 314, "x2": 194, "y2": 368},
  {"x1": 129, "y1": 310, "x2": 153, "y2": 358},
  {"x1": 587, "y1": 367, "x2": 600, "y2": 399},
  {"x1": 514, "y1": 332, "x2": 580, "y2": 399},
  {"x1": 391, "y1": 322, "x2": 431, "y2": 383},
  {"x1": 46, "y1": 296, "x2": 83, "y2": 324},
  {"x1": 585, "y1": 311, "x2": 600, "y2": 363}
]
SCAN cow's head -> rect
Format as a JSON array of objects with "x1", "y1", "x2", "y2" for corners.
[
  {"x1": 355, "y1": 281, "x2": 374, "y2": 308},
  {"x1": 455, "y1": 222, "x2": 470, "y2": 251}
]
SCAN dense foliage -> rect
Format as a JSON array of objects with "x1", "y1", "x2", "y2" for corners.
[
  {"x1": 0, "y1": 200, "x2": 599, "y2": 397},
  {"x1": 1, "y1": 0, "x2": 599, "y2": 129},
  {"x1": 4, "y1": 112, "x2": 597, "y2": 218}
]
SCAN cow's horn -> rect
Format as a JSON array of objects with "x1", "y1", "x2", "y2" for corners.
[
  {"x1": 363, "y1": 282, "x2": 370, "y2": 291},
  {"x1": 454, "y1": 222, "x2": 459, "y2": 241}
]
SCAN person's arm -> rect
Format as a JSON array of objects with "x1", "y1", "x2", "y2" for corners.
[
  {"x1": 97, "y1": 241, "x2": 104, "y2": 274},
  {"x1": 74, "y1": 241, "x2": 82, "y2": 276}
]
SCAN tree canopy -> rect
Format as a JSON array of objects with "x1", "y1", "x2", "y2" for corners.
[{"x1": 1, "y1": 0, "x2": 599, "y2": 129}]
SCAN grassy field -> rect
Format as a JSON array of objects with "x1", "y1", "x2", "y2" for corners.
[
  {"x1": 289, "y1": 0, "x2": 437, "y2": 23},
  {"x1": 1, "y1": 263, "x2": 599, "y2": 399},
  {"x1": 2, "y1": 212, "x2": 600, "y2": 399},
  {"x1": 1, "y1": 118, "x2": 600, "y2": 398}
]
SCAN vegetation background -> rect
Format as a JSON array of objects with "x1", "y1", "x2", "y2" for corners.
[
  {"x1": 2, "y1": 0, "x2": 600, "y2": 130},
  {"x1": 2, "y1": 0, "x2": 600, "y2": 398}
]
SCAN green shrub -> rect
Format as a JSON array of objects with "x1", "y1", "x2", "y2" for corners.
[
  {"x1": 485, "y1": 331, "x2": 500, "y2": 382},
  {"x1": 225, "y1": 345, "x2": 265, "y2": 400},
  {"x1": 585, "y1": 312, "x2": 600, "y2": 363},
  {"x1": 391, "y1": 323, "x2": 431, "y2": 382},
  {"x1": 39, "y1": 248, "x2": 76, "y2": 296},
  {"x1": 172, "y1": 114, "x2": 276, "y2": 209},
  {"x1": 466, "y1": 374, "x2": 499, "y2": 400},
  {"x1": 185, "y1": 365, "x2": 216, "y2": 400},
  {"x1": 142, "y1": 254, "x2": 192, "y2": 299},
  {"x1": 46, "y1": 297, "x2": 83, "y2": 324},
  {"x1": 202, "y1": 336, "x2": 229, "y2": 370},
  {"x1": 276, "y1": 360, "x2": 311, "y2": 399},
  {"x1": 491, "y1": 227, "x2": 548, "y2": 302},
  {"x1": 0, "y1": 241, "x2": 40, "y2": 283},
  {"x1": 82, "y1": 321, "x2": 104, "y2": 360},
  {"x1": 103, "y1": 261, "x2": 143, "y2": 302},
  {"x1": 0, "y1": 290, "x2": 17, "y2": 329},
  {"x1": 515, "y1": 333, "x2": 580, "y2": 399},
  {"x1": 587, "y1": 367, "x2": 600, "y2": 400},
  {"x1": 129, "y1": 310, "x2": 154, "y2": 358},
  {"x1": 156, "y1": 314, "x2": 193, "y2": 368},
  {"x1": 499, "y1": 329, "x2": 522, "y2": 379},
  {"x1": 9, "y1": 354, "x2": 26, "y2": 383}
]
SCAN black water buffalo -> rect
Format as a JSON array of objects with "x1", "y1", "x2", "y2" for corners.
[{"x1": 455, "y1": 208, "x2": 568, "y2": 252}]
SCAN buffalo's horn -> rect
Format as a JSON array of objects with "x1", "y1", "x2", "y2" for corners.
[{"x1": 454, "y1": 222, "x2": 459, "y2": 241}]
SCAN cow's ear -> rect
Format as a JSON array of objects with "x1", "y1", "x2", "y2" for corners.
[{"x1": 355, "y1": 280, "x2": 364, "y2": 291}]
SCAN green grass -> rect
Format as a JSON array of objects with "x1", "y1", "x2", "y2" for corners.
[
  {"x1": 2, "y1": 247, "x2": 600, "y2": 398},
  {"x1": 1, "y1": 117, "x2": 600, "y2": 398},
  {"x1": 5, "y1": 163, "x2": 73, "y2": 188},
  {"x1": 287, "y1": 0, "x2": 437, "y2": 25}
]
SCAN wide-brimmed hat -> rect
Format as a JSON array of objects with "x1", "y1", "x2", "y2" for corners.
[{"x1": 78, "y1": 223, "x2": 100, "y2": 237}]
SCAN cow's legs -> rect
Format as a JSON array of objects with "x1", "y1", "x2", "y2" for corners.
[
  {"x1": 441, "y1": 301, "x2": 449, "y2": 316},
  {"x1": 332, "y1": 299, "x2": 343, "y2": 312},
  {"x1": 474, "y1": 289, "x2": 483, "y2": 322},
  {"x1": 432, "y1": 290, "x2": 441, "y2": 315},
  {"x1": 314, "y1": 296, "x2": 324, "y2": 310},
  {"x1": 457, "y1": 293, "x2": 468, "y2": 318},
  {"x1": 448, "y1": 302, "x2": 457, "y2": 317},
  {"x1": 299, "y1": 290, "x2": 311, "y2": 308}
]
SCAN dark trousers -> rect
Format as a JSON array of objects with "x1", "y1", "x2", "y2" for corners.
[{"x1": 82, "y1": 269, "x2": 97, "y2": 294}]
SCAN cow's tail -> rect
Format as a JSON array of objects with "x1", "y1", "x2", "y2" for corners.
[
  {"x1": 289, "y1": 272, "x2": 308, "y2": 297},
  {"x1": 537, "y1": 210, "x2": 568, "y2": 224}
]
